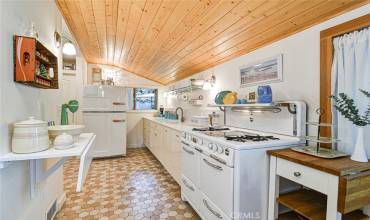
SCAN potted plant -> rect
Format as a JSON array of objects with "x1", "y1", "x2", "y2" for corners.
[{"x1": 331, "y1": 90, "x2": 370, "y2": 162}]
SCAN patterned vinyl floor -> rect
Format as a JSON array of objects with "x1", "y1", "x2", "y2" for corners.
[{"x1": 55, "y1": 148, "x2": 200, "y2": 220}]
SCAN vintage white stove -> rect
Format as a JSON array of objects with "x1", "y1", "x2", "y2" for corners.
[{"x1": 180, "y1": 101, "x2": 307, "y2": 220}]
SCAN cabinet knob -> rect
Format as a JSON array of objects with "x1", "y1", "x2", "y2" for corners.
[{"x1": 293, "y1": 172, "x2": 301, "y2": 177}]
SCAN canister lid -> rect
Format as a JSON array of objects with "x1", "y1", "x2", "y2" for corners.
[{"x1": 14, "y1": 116, "x2": 47, "y2": 127}]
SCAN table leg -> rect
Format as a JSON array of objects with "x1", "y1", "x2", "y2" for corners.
[
  {"x1": 327, "y1": 175, "x2": 342, "y2": 220},
  {"x1": 268, "y1": 156, "x2": 280, "y2": 220},
  {"x1": 363, "y1": 205, "x2": 370, "y2": 216}
]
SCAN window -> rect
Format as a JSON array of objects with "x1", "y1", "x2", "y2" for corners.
[{"x1": 132, "y1": 88, "x2": 158, "y2": 110}]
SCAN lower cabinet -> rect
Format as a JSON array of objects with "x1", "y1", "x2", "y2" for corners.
[{"x1": 143, "y1": 118, "x2": 181, "y2": 184}]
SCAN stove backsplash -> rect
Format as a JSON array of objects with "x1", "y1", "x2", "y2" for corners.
[
  {"x1": 225, "y1": 106, "x2": 305, "y2": 137},
  {"x1": 165, "y1": 88, "x2": 306, "y2": 137}
]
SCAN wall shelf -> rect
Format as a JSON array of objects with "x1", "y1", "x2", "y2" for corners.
[
  {"x1": 0, "y1": 133, "x2": 95, "y2": 199},
  {"x1": 0, "y1": 133, "x2": 94, "y2": 162},
  {"x1": 207, "y1": 103, "x2": 282, "y2": 113},
  {"x1": 207, "y1": 103, "x2": 276, "y2": 107},
  {"x1": 14, "y1": 35, "x2": 59, "y2": 89}
]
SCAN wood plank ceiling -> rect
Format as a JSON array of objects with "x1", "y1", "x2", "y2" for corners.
[{"x1": 56, "y1": 0, "x2": 369, "y2": 85}]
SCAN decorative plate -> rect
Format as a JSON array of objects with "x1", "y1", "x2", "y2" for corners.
[
  {"x1": 214, "y1": 91, "x2": 231, "y2": 104},
  {"x1": 223, "y1": 92, "x2": 238, "y2": 104}
]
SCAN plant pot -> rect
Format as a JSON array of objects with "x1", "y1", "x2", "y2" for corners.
[{"x1": 350, "y1": 126, "x2": 368, "y2": 162}]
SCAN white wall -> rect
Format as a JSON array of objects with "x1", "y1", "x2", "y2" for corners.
[
  {"x1": 0, "y1": 1, "x2": 86, "y2": 219},
  {"x1": 164, "y1": 4, "x2": 370, "y2": 136}
]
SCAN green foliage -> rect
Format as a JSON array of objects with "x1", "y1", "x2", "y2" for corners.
[{"x1": 330, "y1": 90, "x2": 370, "y2": 126}]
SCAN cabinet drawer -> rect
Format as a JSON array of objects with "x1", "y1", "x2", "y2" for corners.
[{"x1": 276, "y1": 158, "x2": 331, "y2": 194}]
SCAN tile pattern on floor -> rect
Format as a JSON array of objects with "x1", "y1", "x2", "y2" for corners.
[{"x1": 56, "y1": 148, "x2": 200, "y2": 220}]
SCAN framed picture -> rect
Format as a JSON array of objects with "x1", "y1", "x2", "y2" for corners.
[
  {"x1": 240, "y1": 54, "x2": 283, "y2": 87},
  {"x1": 92, "y1": 67, "x2": 102, "y2": 82}
]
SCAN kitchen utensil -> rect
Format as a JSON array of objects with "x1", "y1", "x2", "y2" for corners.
[
  {"x1": 54, "y1": 133, "x2": 75, "y2": 150},
  {"x1": 257, "y1": 85, "x2": 272, "y2": 103},
  {"x1": 214, "y1": 91, "x2": 231, "y2": 104},
  {"x1": 223, "y1": 92, "x2": 238, "y2": 104},
  {"x1": 12, "y1": 116, "x2": 49, "y2": 153}
]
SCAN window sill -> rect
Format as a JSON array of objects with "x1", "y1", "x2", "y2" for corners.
[{"x1": 127, "y1": 110, "x2": 158, "y2": 113}]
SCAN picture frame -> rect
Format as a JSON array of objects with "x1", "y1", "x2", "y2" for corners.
[
  {"x1": 92, "y1": 67, "x2": 102, "y2": 83},
  {"x1": 240, "y1": 54, "x2": 283, "y2": 87}
]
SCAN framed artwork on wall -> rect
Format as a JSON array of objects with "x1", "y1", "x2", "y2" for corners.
[
  {"x1": 92, "y1": 67, "x2": 102, "y2": 83},
  {"x1": 240, "y1": 54, "x2": 283, "y2": 87}
]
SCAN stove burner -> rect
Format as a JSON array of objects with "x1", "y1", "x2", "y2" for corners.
[
  {"x1": 225, "y1": 134, "x2": 280, "y2": 142},
  {"x1": 192, "y1": 127, "x2": 230, "y2": 132}
]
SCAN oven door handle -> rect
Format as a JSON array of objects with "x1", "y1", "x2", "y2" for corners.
[
  {"x1": 203, "y1": 199, "x2": 223, "y2": 219},
  {"x1": 181, "y1": 178, "x2": 195, "y2": 191},
  {"x1": 203, "y1": 158, "x2": 223, "y2": 171},
  {"x1": 182, "y1": 147, "x2": 194, "y2": 155}
]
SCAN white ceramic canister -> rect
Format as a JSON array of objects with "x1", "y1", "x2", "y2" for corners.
[{"x1": 12, "y1": 117, "x2": 50, "y2": 153}]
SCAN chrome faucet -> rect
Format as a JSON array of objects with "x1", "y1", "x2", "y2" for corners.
[{"x1": 175, "y1": 107, "x2": 185, "y2": 122}]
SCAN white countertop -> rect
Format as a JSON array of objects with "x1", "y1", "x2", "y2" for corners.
[{"x1": 143, "y1": 116, "x2": 194, "y2": 132}]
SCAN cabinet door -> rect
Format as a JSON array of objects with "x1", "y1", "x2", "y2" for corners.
[
  {"x1": 161, "y1": 127, "x2": 171, "y2": 168},
  {"x1": 170, "y1": 130, "x2": 181, "y2": 183},
  {"x1": 143, "y1": 119, "x2": 149, "y2": 146},
  {"x1": 110, "y1": 113, "x2": 127, "y2": 156},
  {"x1": 155, "y1": 126, "x2": 164, "y2": 162},
  {"x1": 148, "y1": 122, "x2": 156, "y2": 154},
  {"x1": 83, "y1": 113, "x2": 111, "y2": 157}
]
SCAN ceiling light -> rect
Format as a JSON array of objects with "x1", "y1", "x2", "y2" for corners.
[{"x1": 62, "y1": 42, "x2": 76, "y2": 55}]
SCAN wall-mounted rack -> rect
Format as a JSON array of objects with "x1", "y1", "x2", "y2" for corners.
[
  {"x1": 168, "y1": 85, "x2": 203, "y2": 94},
  {"x1": 207, "y1": 103, "x2": 283, "y2": 113},
  {"x1": 207, "y1": 101, "x2": 307, "y2": 137}
]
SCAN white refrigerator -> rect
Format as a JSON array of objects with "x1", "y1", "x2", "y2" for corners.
[{"x1": 82, "y1": 85, "x2": 127, "y2": 158}]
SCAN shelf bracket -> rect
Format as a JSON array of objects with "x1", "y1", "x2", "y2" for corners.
[{"x1": 29, "y1": 157, "x2": 68, "y2": 199}]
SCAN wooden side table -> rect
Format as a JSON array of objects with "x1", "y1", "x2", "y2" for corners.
[{"x1": 267, "y1": 148, "x2": 370, "y2": 220}]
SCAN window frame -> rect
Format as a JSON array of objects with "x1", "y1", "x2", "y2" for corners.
[
  {"x1": 132, "y1": 88, "x2": 158, "y2": 110},
  {"x1": 320, "y1": 14, "x2": 370, "y2": 138}
]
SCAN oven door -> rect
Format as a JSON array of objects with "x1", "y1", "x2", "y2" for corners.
[
  {"x1": 181, "y1": 141, "x2": 200, "y2": 186},
  {"x1": 200, "y1": 154, "x2": 233, "y2": 217}
]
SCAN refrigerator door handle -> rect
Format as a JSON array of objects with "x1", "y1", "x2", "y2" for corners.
[
  {"x1": 112, "y1": 102, "x2": 125, "y2": 105},
  {"x1": 112, "y1": 119, "x2": 126, "y2": 123}
]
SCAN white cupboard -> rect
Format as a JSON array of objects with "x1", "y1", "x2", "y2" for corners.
[
  {"x1": 143, "y1": 118, "x2": 181, "y2": 184},
  {"x1": 83, "y1": 112, "x2": 127, "y2": 157}
]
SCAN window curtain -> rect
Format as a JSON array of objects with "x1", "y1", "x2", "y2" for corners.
[{"x1": 331, "y1": 27, "x2": 370, "y2": 158}]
